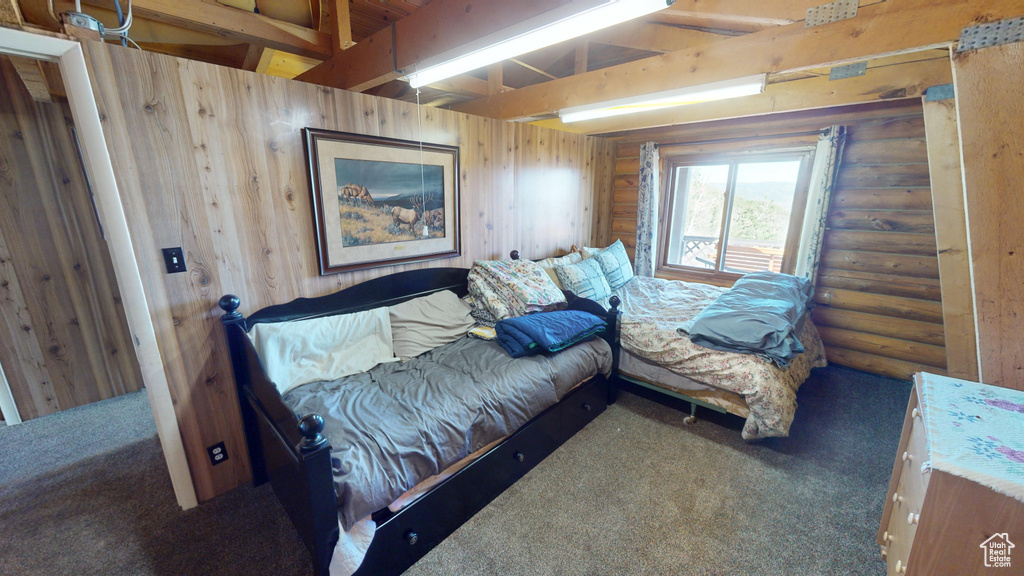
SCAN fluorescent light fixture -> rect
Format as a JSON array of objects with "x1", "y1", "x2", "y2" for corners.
[
  {"x1": 405, "y1": 0, "x2": 671, "y2": 89},
  {"x1": 558, "y1": 74, "x2": 767, "y2": 123}
]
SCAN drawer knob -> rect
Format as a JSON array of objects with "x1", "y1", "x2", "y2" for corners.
[
  {"x1": 883, "y1": 531, "x2": 894, "y2": 543},
  {"x1": 912, "y1": 408, "x2": 921, "y2": 419},
  {"x1": 582, "y1": 402, "x2": 592, "y2": 412},
  {"x1": 896, "y1": 560, "x2": 907, "y2": 574},
  {"x1": 902, "y1": 451, "x2": 913, "y2": 463},
  {"x1": 405, "y1": 530, "x2": 419, "y2": 545},
  {"x1": 907, "y1": 512, "x2": 919, "y2": 525},
  {"x1": 514, "y1": 451, "x2": 525, "y2": 462},
  {"x1": 892, "y1": 492, "x2": 904, "y2": 504}
]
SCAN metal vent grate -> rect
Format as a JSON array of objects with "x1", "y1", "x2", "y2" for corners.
[
  {"x1": 958, "y1": 17, "x2": 1024, "y2": 52},
  {"x1": 806, "y1": 0, "x2": 859, "y2": 28},
  {"x1": 829, "y1": 62, "x2": 867, "y2": 81}
]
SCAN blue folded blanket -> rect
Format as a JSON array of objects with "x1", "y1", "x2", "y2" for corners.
[
  {"x1": 679, "y1": 271, "x2": 813, "y2": 367},
  {"x1": 495, "y1": 310, "x2": 606, "y2": 358}
]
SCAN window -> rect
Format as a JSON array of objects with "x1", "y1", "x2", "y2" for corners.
[{"x1": 660, "y1": 152, "x2": 813, "y2": 281}]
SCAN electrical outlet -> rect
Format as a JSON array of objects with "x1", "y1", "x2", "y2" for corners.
[
  {"x1": 207, "y1": 441, "x2": 228, "y2": 466},
  {"x1": 162, "y1": 247, "x2": 187, "y2": 274}
]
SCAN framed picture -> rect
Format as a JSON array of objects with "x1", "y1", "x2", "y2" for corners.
[{"x1": 303, "y1": 128, "x2": 461, "y2": 275}]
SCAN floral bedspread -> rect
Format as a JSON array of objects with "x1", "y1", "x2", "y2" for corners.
[{"x1": 615, "y1": 276, "x2": 827, "y2": 440}]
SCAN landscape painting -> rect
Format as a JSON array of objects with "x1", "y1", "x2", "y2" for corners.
[
  {"x1": 334, "y1": 158, "x2": 446, "y2": 247},
  {"x1": 304, "y1": 128, "x2": 460, "y2": 275}
]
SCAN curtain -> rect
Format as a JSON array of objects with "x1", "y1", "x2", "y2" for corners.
[
  {"x1": 634, "y1": 142, "x2": 660, "y2": 277},
  {"x1": 794, "y1": 125, "x2": 847, "y2": 283}
]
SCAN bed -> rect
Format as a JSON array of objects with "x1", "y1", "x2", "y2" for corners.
[
  {"x1": 513, "y1": 246, "x2": 827, "y2": 440},
  {"x1": 218, "y1": 266, "x2": 620, "y2": 576}
]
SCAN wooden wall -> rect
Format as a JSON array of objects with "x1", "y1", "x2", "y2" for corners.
[
  {"x1": 605, "y1": 100, "x2": 948, "y2": 381},
  {"x1": 953, "y1": 43, "x2": 1024, "y2": 391},
  {"x1": 80, "y1": 41, "x2": 614, "y2": 501},
  {"x1": 0, "y1": 57, "x2": 142, "y2": 421}
]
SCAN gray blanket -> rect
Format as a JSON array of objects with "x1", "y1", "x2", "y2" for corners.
[
  {"x1": 283, "y1": 336, "x2": 612, "y2": 530},
  {"x1": 679, "y1": 271, "x2": 813, "y2": 366}
]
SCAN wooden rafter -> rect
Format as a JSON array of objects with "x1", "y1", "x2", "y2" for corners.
[
  {"x1": 329, "y1": 0, "x2": 352, "y2": 53},
  {"x1": 1, "y1": 0, "x2": 24, "y2": 26},
  {"x1": 654, "y1": 0, "x2": 871, "y2": 30},
  {"x1": 585, "y1": 21, "x2": 730, "y2": 53},
  {"x1": 8, "y1": 55, "x2": 51, "y2": 102},
  {"x1": 452, "y1": 0, "x2": 1024, "y2": 121},
  {"x1": 574, "y1": 39, "x2": 588, "y2": 74},
  {"x1": 532, "y1": 55, "x2": 952, "y2": 134},
  {"x1": 67, "y1": 0, "x2": 333, "y2": 59},
  {"x1": 297, "y1": 0, "x2": 578, "y2": 92}
]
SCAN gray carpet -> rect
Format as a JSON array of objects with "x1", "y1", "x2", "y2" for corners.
[{"x1": 0, "y1": 366, "x2": 910, "y2": 575}]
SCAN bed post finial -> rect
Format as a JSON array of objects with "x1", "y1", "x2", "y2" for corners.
[
  {"x1": 219, "y1": 294, "x2": 243, "y2": 325},
  {"x1": 298, "y1": 413, "x2": 328, "y2": 453},
  {"x1": 509, "y1": 250, "x2": 520, "y2": 260},
  {"x1": 609, "y1": 295, "x2": 621, "y2": 311}
]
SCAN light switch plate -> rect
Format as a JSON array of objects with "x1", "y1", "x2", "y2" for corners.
[{"x1": 162, "y1": 247, "x2": 187, "y2": 274}]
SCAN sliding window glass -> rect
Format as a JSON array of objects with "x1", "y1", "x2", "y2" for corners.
[{"x1": 661, "y1": 152, "x2": 812, "y2": 282}]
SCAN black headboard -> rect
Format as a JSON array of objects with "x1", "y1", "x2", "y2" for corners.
[{"x1": 235, "y1": 267, "x2": 471, "y2": 332}]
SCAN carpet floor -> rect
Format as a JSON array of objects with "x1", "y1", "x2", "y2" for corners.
[{"x1": 0, "y1": 365, "x2": 911, "y2": 576}]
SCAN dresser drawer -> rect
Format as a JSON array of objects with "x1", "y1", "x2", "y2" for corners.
[{"x1": 884, "y1": 471, "x2": 920, "y2": 575}]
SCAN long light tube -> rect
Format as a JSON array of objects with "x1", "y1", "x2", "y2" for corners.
[
  {"x1": 559, "y1": 74, "x2": 767, "y2": 123},
  {"x1": 406, "y1": 0, "x2": 671, "y2": 89}
]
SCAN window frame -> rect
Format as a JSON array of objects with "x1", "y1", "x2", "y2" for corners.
[{"x1": 657, "y1": 148, "x2": 815, "y2": 285}]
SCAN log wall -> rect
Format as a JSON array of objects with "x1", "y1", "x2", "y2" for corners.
[{"x1": 605, "y1": 100, "x2": 947, "y2": 380}]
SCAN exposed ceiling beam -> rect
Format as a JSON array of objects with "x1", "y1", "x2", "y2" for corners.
[
  {"x1": 585, "y1": 21, "x2": 729, "y2": 53},
  {"x1": 72, "y1": 0, "x2": 333, "y2": 59},
  {"x1": 452, "y1": 0, "x2": 1024, "y2": 121},
  {"x1": 653, "y1": 0, "x2": 871, "y2": 31},
  {"x1": 532, "y1": 55, "x2": 952, "y2": 135},
  {"x1": 328, "y1": 0, "x2": 352, "y2": 53},
  {"x1": 296, "y1": 0, "x2": 579, "y2": 91},
  {"x1": 425, "y1": 74, "x2": 513, "y2": 98},
  {"x1": 8, "y1": 54, "x2": 52, "y2": 101},
  {"x1": 487, "y1": 62, "x2": 503, "y2": 95},
  {"x1": 1, "y1": 0, "x2": 24, "y2": 25},
  {"x1": 241, "y1": 44, "x2": 264, "y2": 72},
  {"x1": 574, "y1": 39, "x2": 588, "y2": 74}
]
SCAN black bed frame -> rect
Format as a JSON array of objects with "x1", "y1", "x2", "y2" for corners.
[{"x1": 219, "y1": 265, "x2": 620, "y2": 576}]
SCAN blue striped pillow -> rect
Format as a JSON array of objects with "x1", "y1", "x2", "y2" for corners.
[
  {"x1": 555, "y1": 258, "x2": 611, "y2": 302},
  {"x1": 592, "y1": 240, "x2": 634, "y2": 289}
]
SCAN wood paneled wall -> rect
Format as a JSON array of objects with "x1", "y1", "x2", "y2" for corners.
[
  {"x1": 80, "y1": 42, "x2": 614, "y2": 501},
  {"x1": 604, "y1": 100, "x2": 947, "y2": 381},
  {"x1": 0, "y1": 57, "x2": 142, "y2": 420},
  {"x1": 953, "y1": 43, "x2": 1024, "y2": 391}
]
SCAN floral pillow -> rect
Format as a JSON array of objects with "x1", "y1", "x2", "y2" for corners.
[
  {"x1": 555, "y1": 258, "x2": 612, "y2": 303},
  {"x1": 467, "y1": 259, "x2": 566, "y2": 321},
  {"x1": 591, "y1": 240, "x2": 634, "y2": 290}
]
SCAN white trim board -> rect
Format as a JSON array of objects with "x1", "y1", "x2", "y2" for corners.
[
  {"x1": 0, "y1": 27, "x2": 198, "y2": 509},
  {"x1": 0, "y1": 358, "x2": 21, "y2": 425}
]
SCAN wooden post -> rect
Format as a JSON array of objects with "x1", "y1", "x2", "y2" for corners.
[
  {"x1": 921, "y1": 89, "x2": 979, "y2": 381},
  {"x1": 574, "y1": 39, "x2": 589, "y2": 75},
  {"x1": 487, "y1": 62, "x2": 503, "y2": 95},
  {"x1": 953, "y1": 42, "x2": 1024, "y2": 389}
]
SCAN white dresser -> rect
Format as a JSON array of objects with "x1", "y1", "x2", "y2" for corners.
[{"x1": 879, "y1": 373, "x2": 1024, "y2": 575}]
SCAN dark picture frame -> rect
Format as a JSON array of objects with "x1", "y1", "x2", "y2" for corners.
[{"x1": 303, "y1": 128, "x2": 461, "y2": 275}]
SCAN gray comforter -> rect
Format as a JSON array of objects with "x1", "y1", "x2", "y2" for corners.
[{"x1": 283, "y1": 336, "x2": 612, "y2": 530}]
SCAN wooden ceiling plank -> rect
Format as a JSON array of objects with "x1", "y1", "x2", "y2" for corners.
[
  {"x1": 296, "y1": 0, "x2": 576, "y2": 92},
  {"x1": 452, "y1": 0, "x2": 1024, "y2": 121},
  {"x1": 530, "y1": 56, "x2": 952, "y2": 135},
  {"x1": 76, "y1": 0, "x2": 333, "y2": 59}
]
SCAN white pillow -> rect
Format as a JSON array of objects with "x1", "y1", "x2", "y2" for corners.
[
  {"x1": 389, "y1": 290, "x2": 474, "y2": 361},
  {"x1": 581, "y1": 245, "x2": 604, "y2": 259},
  {"x1": 249, "y1": 307, "x2": 396, "y2": 395},
  {"x1": 535, "y1": 252, "x2": 583, "y2": 289}
]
